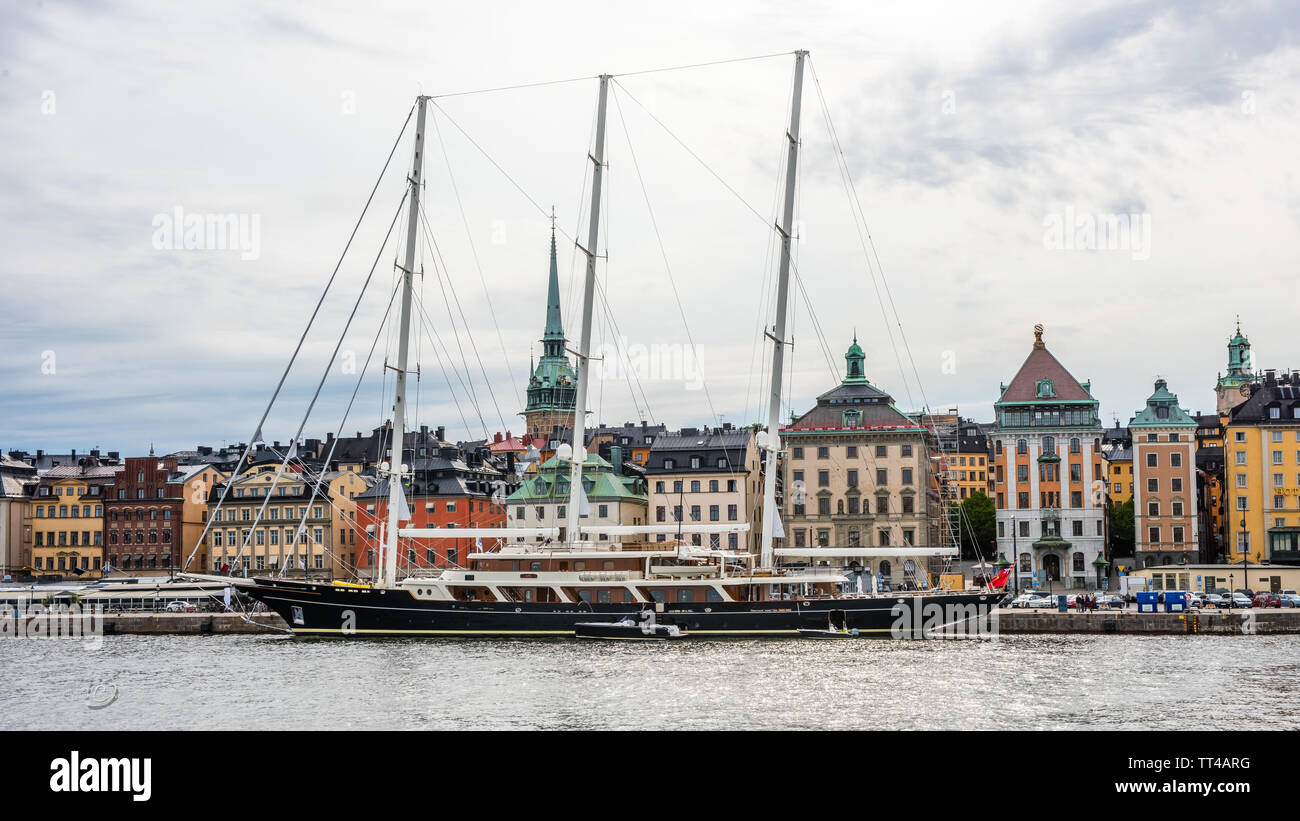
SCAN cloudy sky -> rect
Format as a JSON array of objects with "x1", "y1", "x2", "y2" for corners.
[{"x1": 2, "y1": 0, "x2": 1298, "y2": 455}]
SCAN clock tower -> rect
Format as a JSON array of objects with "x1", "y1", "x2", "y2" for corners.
[{"x1": 1214, "y1": 319, "x2": 1254, "y2": 415}]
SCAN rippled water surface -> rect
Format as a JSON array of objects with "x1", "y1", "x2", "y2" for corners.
[{"x1": 2, "y1": 634, "x2": 1298, "y2": 730}]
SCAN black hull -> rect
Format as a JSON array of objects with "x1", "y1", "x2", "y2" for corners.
[{"x1": 242, "y1": 578, "x2": 998, "y2": 639}]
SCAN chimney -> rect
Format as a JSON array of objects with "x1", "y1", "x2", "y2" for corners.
[
  {"x1": 436, "y1": 426, "x2": 446, "y2": 442},
  {"x1": 36, "y1": 449, "x2": 43, "y2": 460},
  {"x1": 611, "y1": 446, "x2": 623, "y2": 473}
]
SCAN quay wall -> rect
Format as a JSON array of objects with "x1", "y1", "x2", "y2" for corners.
[{"x1": 992, "y1": 608, "x2": 1300, "y2": 634}]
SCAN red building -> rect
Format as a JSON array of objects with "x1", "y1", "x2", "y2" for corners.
[
  {"x1": 103, "y1": 455, "x2": 184, "y2": 573},
  {"x1": 355, "y1": 443, "x2": 514, "y2": 576}
]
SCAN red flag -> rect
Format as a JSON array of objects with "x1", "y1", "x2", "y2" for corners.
[{"x1": 989, "y1": 565, "x2": 1011, "y2": 589}]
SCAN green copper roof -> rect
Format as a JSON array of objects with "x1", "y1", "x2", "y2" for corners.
[
  {"x1": 1130, "y1": 378, "x2": 1195, "y2": 427},
  {"x1": 505, "y1": 452, "x2": 646, "y2": 503},
  {"x1": 843, "y1": 334, "x2": 867, "y2": 385}
]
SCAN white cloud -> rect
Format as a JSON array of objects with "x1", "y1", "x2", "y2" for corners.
[{"x1": 2, "y1": 0, "x2": 1298, "y2": 453}]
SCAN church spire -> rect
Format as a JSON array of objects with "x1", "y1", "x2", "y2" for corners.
[{"x1": 543, "y1": 206, "x2": 564, "y2": 354}]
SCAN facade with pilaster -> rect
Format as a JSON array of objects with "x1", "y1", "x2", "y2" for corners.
[{"x1": 992, "y1": 327, "x2": 1105, "y2": 588}]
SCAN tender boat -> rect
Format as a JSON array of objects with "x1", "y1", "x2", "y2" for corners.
[
  {"x1": 575, "y1": 611, "x2": 685, "y2": 641},
  {"x1": 796, "y1": 609, "x2": 861, "y2": 638}
]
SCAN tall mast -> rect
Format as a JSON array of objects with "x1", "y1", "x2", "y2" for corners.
[
  {"x1": 383, "y1": 95, "x2": 429, "y2": 588},
  {"x1": 566, "y1": 74, "x2": 611, "y2": 545},
  {"x1": 759, "y1": 50, "x2": 807, "y2": 570}
]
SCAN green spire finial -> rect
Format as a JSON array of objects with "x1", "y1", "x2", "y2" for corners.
[{"x1": 844, "y1": 335, "x2": 866, "y2": 384}]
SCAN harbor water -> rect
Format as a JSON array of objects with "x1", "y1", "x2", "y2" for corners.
[{"x1": 2, "y1": 634, "x2": 1297, "y2": 731}]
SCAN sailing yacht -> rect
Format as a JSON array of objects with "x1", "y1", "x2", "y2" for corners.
[{"x1": 186, "y1": 52, "x2": 997, "y2": 637}]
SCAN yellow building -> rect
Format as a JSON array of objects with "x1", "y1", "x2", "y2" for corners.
[
  {"x1": 1103, "y1": 446, "x2": 1133, "y2": 504},
  {"x1": 1224, "y1": 371, "x2": 1300, "y2": 565},
  {"x1": 24, "y1": 464, "x2": 121, "y2": 578}
]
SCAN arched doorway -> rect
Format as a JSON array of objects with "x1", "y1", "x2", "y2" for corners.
[{"x1": 1043, "y1": 553, "x2": 1061, "y2": 582}]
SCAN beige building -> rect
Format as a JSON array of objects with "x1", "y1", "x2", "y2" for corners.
[
  {"x1": 779, "y1": 338, "x2": 937, "y2": 585},
  {"x1": 176, "y1": 464, "x2": 227, "y2": 572},
  {"x1": 205, "y1": 464, "x2": 369, "y2": 578},
  {"x1": 645, "y1": 426, "x2": 764, "y2": 552}
]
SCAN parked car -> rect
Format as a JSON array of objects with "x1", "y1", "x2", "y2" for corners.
[
  {"x1": 1027, "y1": 596, "x2": 1056, "y2": 609},
  {"x1": 1280, "y1": 593, "x2": 1300, "y2": 608},
  {"x1": 1185, "y1": 592, "x2": 1204, "y2": 608},
  {"x1": 1096, "y1": 594, "x2": 1125, "y2": 609},
  {"x1": 1228, "y1": 593, "x2": 1254, "y2": 608},
  {"x1": 1203, "y1": 593, "x2": 1227, "y2": 608},
  {"x1": 164, "y1": 601, "x2": 197, "y2": 613},
  {"x1": 1252, "y1": 592, "x2": 1282, "y2": 608}
]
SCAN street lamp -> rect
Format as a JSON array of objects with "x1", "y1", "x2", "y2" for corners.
[
  {"x1": 1011, "y1": 515, "x2": 1019, "y2": 592},
  {"x1": 1240, "y1": 516, "x2": 1248, "y2": 594}
]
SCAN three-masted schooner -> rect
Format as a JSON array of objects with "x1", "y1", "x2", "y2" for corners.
[{"x1": 185, "y1": 52, "x2": 996, "y2": 637}]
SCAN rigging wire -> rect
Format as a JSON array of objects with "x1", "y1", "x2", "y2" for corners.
[
  {"x1": 417, "y1": 198, "x2": 510, "y2": 433},
  {"x1": 424, "y1": 51, "x2": 790, "y2": 99},
  {"x1": 609, "y1": 84, "x2": 722, "y2": 429},
  {"x1": 227, "y1": 190, "x2": 411, "y2": 572},
  {"x1": 410, "y1": 286, "x2": 487, "y2": 438},
  {"x1": 428, "y1": 109, "x2": 521, "y2": 409},
  {"x1": 182, "y1": 104, "x2": 416, "y2": 572},
  {"x1": 430, "y1": 100, "x2": 577, "y2": 247}
]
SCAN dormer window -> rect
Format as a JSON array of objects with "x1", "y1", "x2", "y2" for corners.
[
  {"x1": 1035, "y1": 380, "x2": 1055, "y2": 398},
  {"x1": 664, "y1": 458, "x2": 675, "y2": 470},
  {"x1": 843, "y1": 408, "x2": 861, "y2": 428}
]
